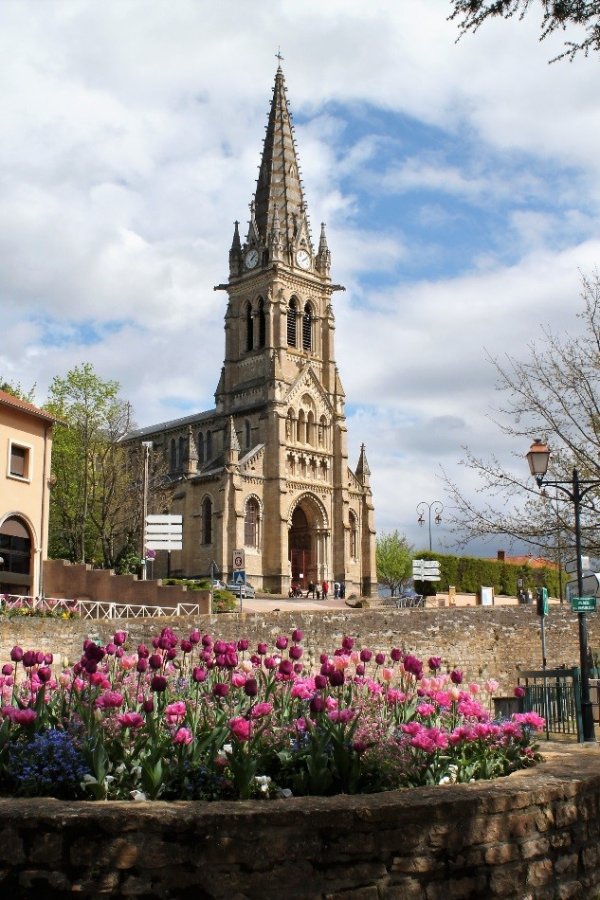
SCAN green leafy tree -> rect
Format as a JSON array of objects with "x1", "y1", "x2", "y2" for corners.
[
  {"x1": 450, "y1": 0, "x2": 600, "y2": 61},
  {"x1": 45, "y1": 363, "x2": 139, "y2": 567},
  {"x1": 0, "y1": 378, "x2": 36, "y2": 402},
  {"x1": 376, "y1": 531, "x2": 413, "y2": 596}
]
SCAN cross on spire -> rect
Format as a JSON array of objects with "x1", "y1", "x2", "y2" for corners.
[{"x1": 275, "y1": 48, "x2": 284, "y2": 67}]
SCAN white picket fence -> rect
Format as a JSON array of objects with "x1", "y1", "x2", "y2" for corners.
[{"x1": 0, "y1": 594, "x2": 203, "y2": 619}]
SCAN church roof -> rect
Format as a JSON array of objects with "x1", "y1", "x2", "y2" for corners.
[
  {"x1": 123, "y1": 408, "x2": 217, "y2": 442},
  {"x1": 251, "y1": 64, "x2": 312, "y2": 254}
]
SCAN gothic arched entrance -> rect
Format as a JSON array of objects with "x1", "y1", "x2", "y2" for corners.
[
  {"x1": 0, "y1": 516, "x2": 33, "y2": 595},
  {"x1": 288, "y1": 494, "x2": 329, "y2": 588}
]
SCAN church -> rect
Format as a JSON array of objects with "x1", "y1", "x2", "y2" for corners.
[{"x1": 126, "y1": 64, "x2": 376, "y2": 597}]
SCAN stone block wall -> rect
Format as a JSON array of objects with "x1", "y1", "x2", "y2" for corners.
[
  {"x1": 1, "y1": 605, "x2": 599, "y2": 694},
  {"x1": 0, "y1": 744, "x2": 598, "y2": 898}
]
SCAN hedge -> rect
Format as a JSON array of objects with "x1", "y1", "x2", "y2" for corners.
[{"x1": 413, "y1": 551, "x2": 560, "y2": 598}]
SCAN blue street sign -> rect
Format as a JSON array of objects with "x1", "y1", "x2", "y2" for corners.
[{"x1": 232, "y1": 570, "x2": 246, "y2": 585}]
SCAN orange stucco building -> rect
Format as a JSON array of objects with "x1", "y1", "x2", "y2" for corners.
[{"x1": 0, "y1": 390, "x2": 55, "y2": 597}]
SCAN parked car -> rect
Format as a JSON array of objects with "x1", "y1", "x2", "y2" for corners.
[
  {"x1": 226, "y1": 581, "x2": 256, "y2": 599},
  {"x1": 212, "y1": 580, "x2": 226, "y2": 591}
]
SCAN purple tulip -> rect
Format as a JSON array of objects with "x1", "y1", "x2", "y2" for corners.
[
  {"x1": 151, "y1": 675, "x2": 167, "y2": 693},
  {"x1": 10, "y1": 646, "x2": 23, "y2": 663},
  {"x1": 244, "y1": 678, "x2": 258, "y2": 696}
]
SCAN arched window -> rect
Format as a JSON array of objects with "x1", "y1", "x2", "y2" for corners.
[
  {"x1": 303, "y1": 303, "x2": 313, "y2": 352},
  {"x1": 257, "y1": 297, "x2": 266, "y2": 348},
  {"x1": 178, "y1": 436, "x2": 185, "y2": 469},
  {"x1": 245, "y1": 302, "x2": 253, "y2": 352},
  {"x1": 349, "y1": 511, "x2": 358, "y2": 559},
  {"x1": 286, "y1": 409, "x2": 295, "y2": 443},
  {"x1": 307, "y1": 410, "x2": 315, "y2": 446},
  {"x1": 201, "y1": 497, "x2": 212, "y2": 545},
  {"x1": 297, "y1": 409, "x2": 306, "y2": 444},
  {"x1": 287, "y1": 298, "x2": 297, "y2": 347},
  {"x1": 170, "y1": 438, "x2": 177, "y2": 472},
  {"x1": 245, "y1": 419, "x2": 251, "y2": 451},
  {"x1": 318, "y1": 415, "x2": 328, "y2": 448},
  {"x1": 0, "y1": 517, "x2": 32, "y2": 577},
  {"x1": 206, "y1": 430, "x2": 213, "y2": 461},
  {"x1": 197, "y1": 432, "x2": 205, "y2": 464},
  {"x1": 244, "y1": 497, "x2": 260, "y2": 548}
]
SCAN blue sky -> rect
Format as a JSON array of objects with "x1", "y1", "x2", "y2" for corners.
[{"x1": 1, "y1": 0, "x2": 599, "y2": 554}]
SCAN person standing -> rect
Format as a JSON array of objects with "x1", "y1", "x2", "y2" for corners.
[
  {"x1": 334, "y1": 581, "x2": 340, "y2": 599},
  {"x1": 307, "y1": 580, "x2": 315, "y2": 599},
  {"x1": 322, "y1": 579, "x2": 329, "y2": 601}
]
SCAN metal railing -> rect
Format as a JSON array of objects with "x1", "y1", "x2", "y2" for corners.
[
  {"x1": 519, "y1": 667, "x2": 582, "y2": 742},
  {"x1": 0, "y1": 594, "x2": 202, "y2": 620}
]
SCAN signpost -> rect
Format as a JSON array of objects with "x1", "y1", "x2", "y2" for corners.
[
  {"x1": 146, "y1": 515, "x2": 183, "y2": 578},
  {"x1": 565, "y1": 573, "x2": 600, "y2": 602},
  {"x1": 412, "y1": 559, "x2": 441, "y2": 582},
  {"x1": 232, "y1": 549, "x2": 246, "y2": 612},
  {"x1": 571, "y1": 596, "x2": 597, "y2": 613}
]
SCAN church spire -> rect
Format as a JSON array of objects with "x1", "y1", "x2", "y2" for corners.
[
  {"x1": 355, "y1": 443, "x2": 371, "y2": 486},
  {"x1": 250, "y1": 65, "x2": 313, "y2": 262}
]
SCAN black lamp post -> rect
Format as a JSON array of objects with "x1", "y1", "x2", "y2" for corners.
[
  {"x1": 416, "y1": 500, "x2": 443, "y2": 552},
  {"x1": 526, "y1": 439, "x2": 597, "y2": 742}
]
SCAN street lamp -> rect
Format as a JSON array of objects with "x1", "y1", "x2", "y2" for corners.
[
  {"x1": 526, "y1": 438, "x2": 597, "y2": 742},
  {"x1": 141, "y1": 441, "x2": 153, "y2": 581},
  {"x1": 416, "y1": 500, "x2": 444, "y2": 552}
]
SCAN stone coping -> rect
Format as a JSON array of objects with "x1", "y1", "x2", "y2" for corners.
[{"x1": 1, "y1": 742, "x2": 600, "y2": 898}]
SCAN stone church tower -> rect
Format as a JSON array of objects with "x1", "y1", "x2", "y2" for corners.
[{"x1": 127, "y1": 65, "x2": 376, "y2": 596}]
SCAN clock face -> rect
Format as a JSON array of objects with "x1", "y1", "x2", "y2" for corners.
[
  {"x1": 244, "y1": 249, "x2": 259, "y2": 269},
  {"x1": 296, "y1": 249, "x2": 311, "y2": 270}
]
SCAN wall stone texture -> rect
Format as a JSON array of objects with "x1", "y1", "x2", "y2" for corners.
[
  {"x1": 0, "y1": 744, "x2": 598, "y2": 898},
  {"x1": 3, "y1": 605, "x2": 600, "y2": 694}
]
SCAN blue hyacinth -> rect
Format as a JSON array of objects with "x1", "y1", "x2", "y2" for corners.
[{"x1": 7, "y1": 729, "x2": 91, "y2": 799}]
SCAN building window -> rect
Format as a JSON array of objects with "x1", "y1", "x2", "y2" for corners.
[
  {"x1": 287, "y1": 298, "x2": 297, "y2": 347},
  {"x1": 302, "y1": 303, "x2": 312, "y2": 352},
  {"x1": 246, "y1": 302, "x2": 253, "y2": 352},
  {"x1": 245, "y1": 420, "x2": 251, "y2": 451},
  {"x1": 349, "y1": 511, "x2": 358, "y2": 559},
  {"x1": 244, "y1": 497, "x2": 260, "y2": 548},
  {"x1": 170, "y1": 439, "x2": 177, "y2": 472},
  {"x1": 197, "y1": 431, "x2": 205, "y2": 464},
  {"x1": 178, "y1": 436, "x2": 185, "y2": 469},
  {"x1": 257, "y1": 297, "x2": 266, "y2": 348},
  {"x1": 318, "y1": 415, "x2": 328, "y2": 448},
  {"x1": 206, "y1": 430, "x2": 213, "y2": 461},
  {"x1": 201, "y1": 497, "x2": 212, "y2": 545},
  {"x1": 8, "y1": 443, "x2": 30, "y2": 480},
  {"x1": 0, "y1": 517, "x2": 32, "y2": 576}
]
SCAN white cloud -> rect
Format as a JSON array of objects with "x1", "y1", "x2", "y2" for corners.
[{"x1": 1, "y1": 0, "x2": 600, "y2": 553}]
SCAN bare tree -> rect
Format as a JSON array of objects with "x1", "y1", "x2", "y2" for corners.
[{"x1": 443, "y1": 272, "x2": 600, "y2": 559}]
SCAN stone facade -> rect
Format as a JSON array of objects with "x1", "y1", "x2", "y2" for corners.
[
  {"x1": 0, "y1": 744, "x2": 598, "y2": 898},
  {"x1": 0, "y1": 390, "x2": 56, "y2": 598},
  {"x1": 124, "y1": 65, "x2": 376, "y2": 597}
]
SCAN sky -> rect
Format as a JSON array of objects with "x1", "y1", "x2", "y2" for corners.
[{"x1": 1, "y1": 0, "x2": 599, "y2": 556}]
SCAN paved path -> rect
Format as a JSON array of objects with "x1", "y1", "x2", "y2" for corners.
[{"x1": 236, "y1": 593, "x2": 357, "y2": 614}]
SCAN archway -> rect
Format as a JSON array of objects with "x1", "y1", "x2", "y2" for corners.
[
  {"x1": 0, "y1": 516, "x2": 33, "y2": 595},
  {"x1": 287, "y1": 494, "x2": 329, "y2": 589}
]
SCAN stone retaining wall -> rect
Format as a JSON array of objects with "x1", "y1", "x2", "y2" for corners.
[
  {"x1": 43, "y1": 559, "x2": 210, "y2": 612},
  {"x1": 2, "y1": 605, "x2": 599, "y2": 693},
  {"x1": 0, "y1": 744, "x2": 598, "y2": 899}
]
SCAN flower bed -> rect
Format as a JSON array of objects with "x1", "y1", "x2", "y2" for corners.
[{"x1": 0, "y1": 627, "x2": 543, "y2": 803}]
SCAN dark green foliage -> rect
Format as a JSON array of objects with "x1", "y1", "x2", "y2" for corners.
[{"x1": 413, "y1": 550, "x2": 560, "y2": 597}]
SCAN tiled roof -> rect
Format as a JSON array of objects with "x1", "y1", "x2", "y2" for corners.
[{"x1": 0, "y1": 389, "x2": 56, "y2": 423}]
